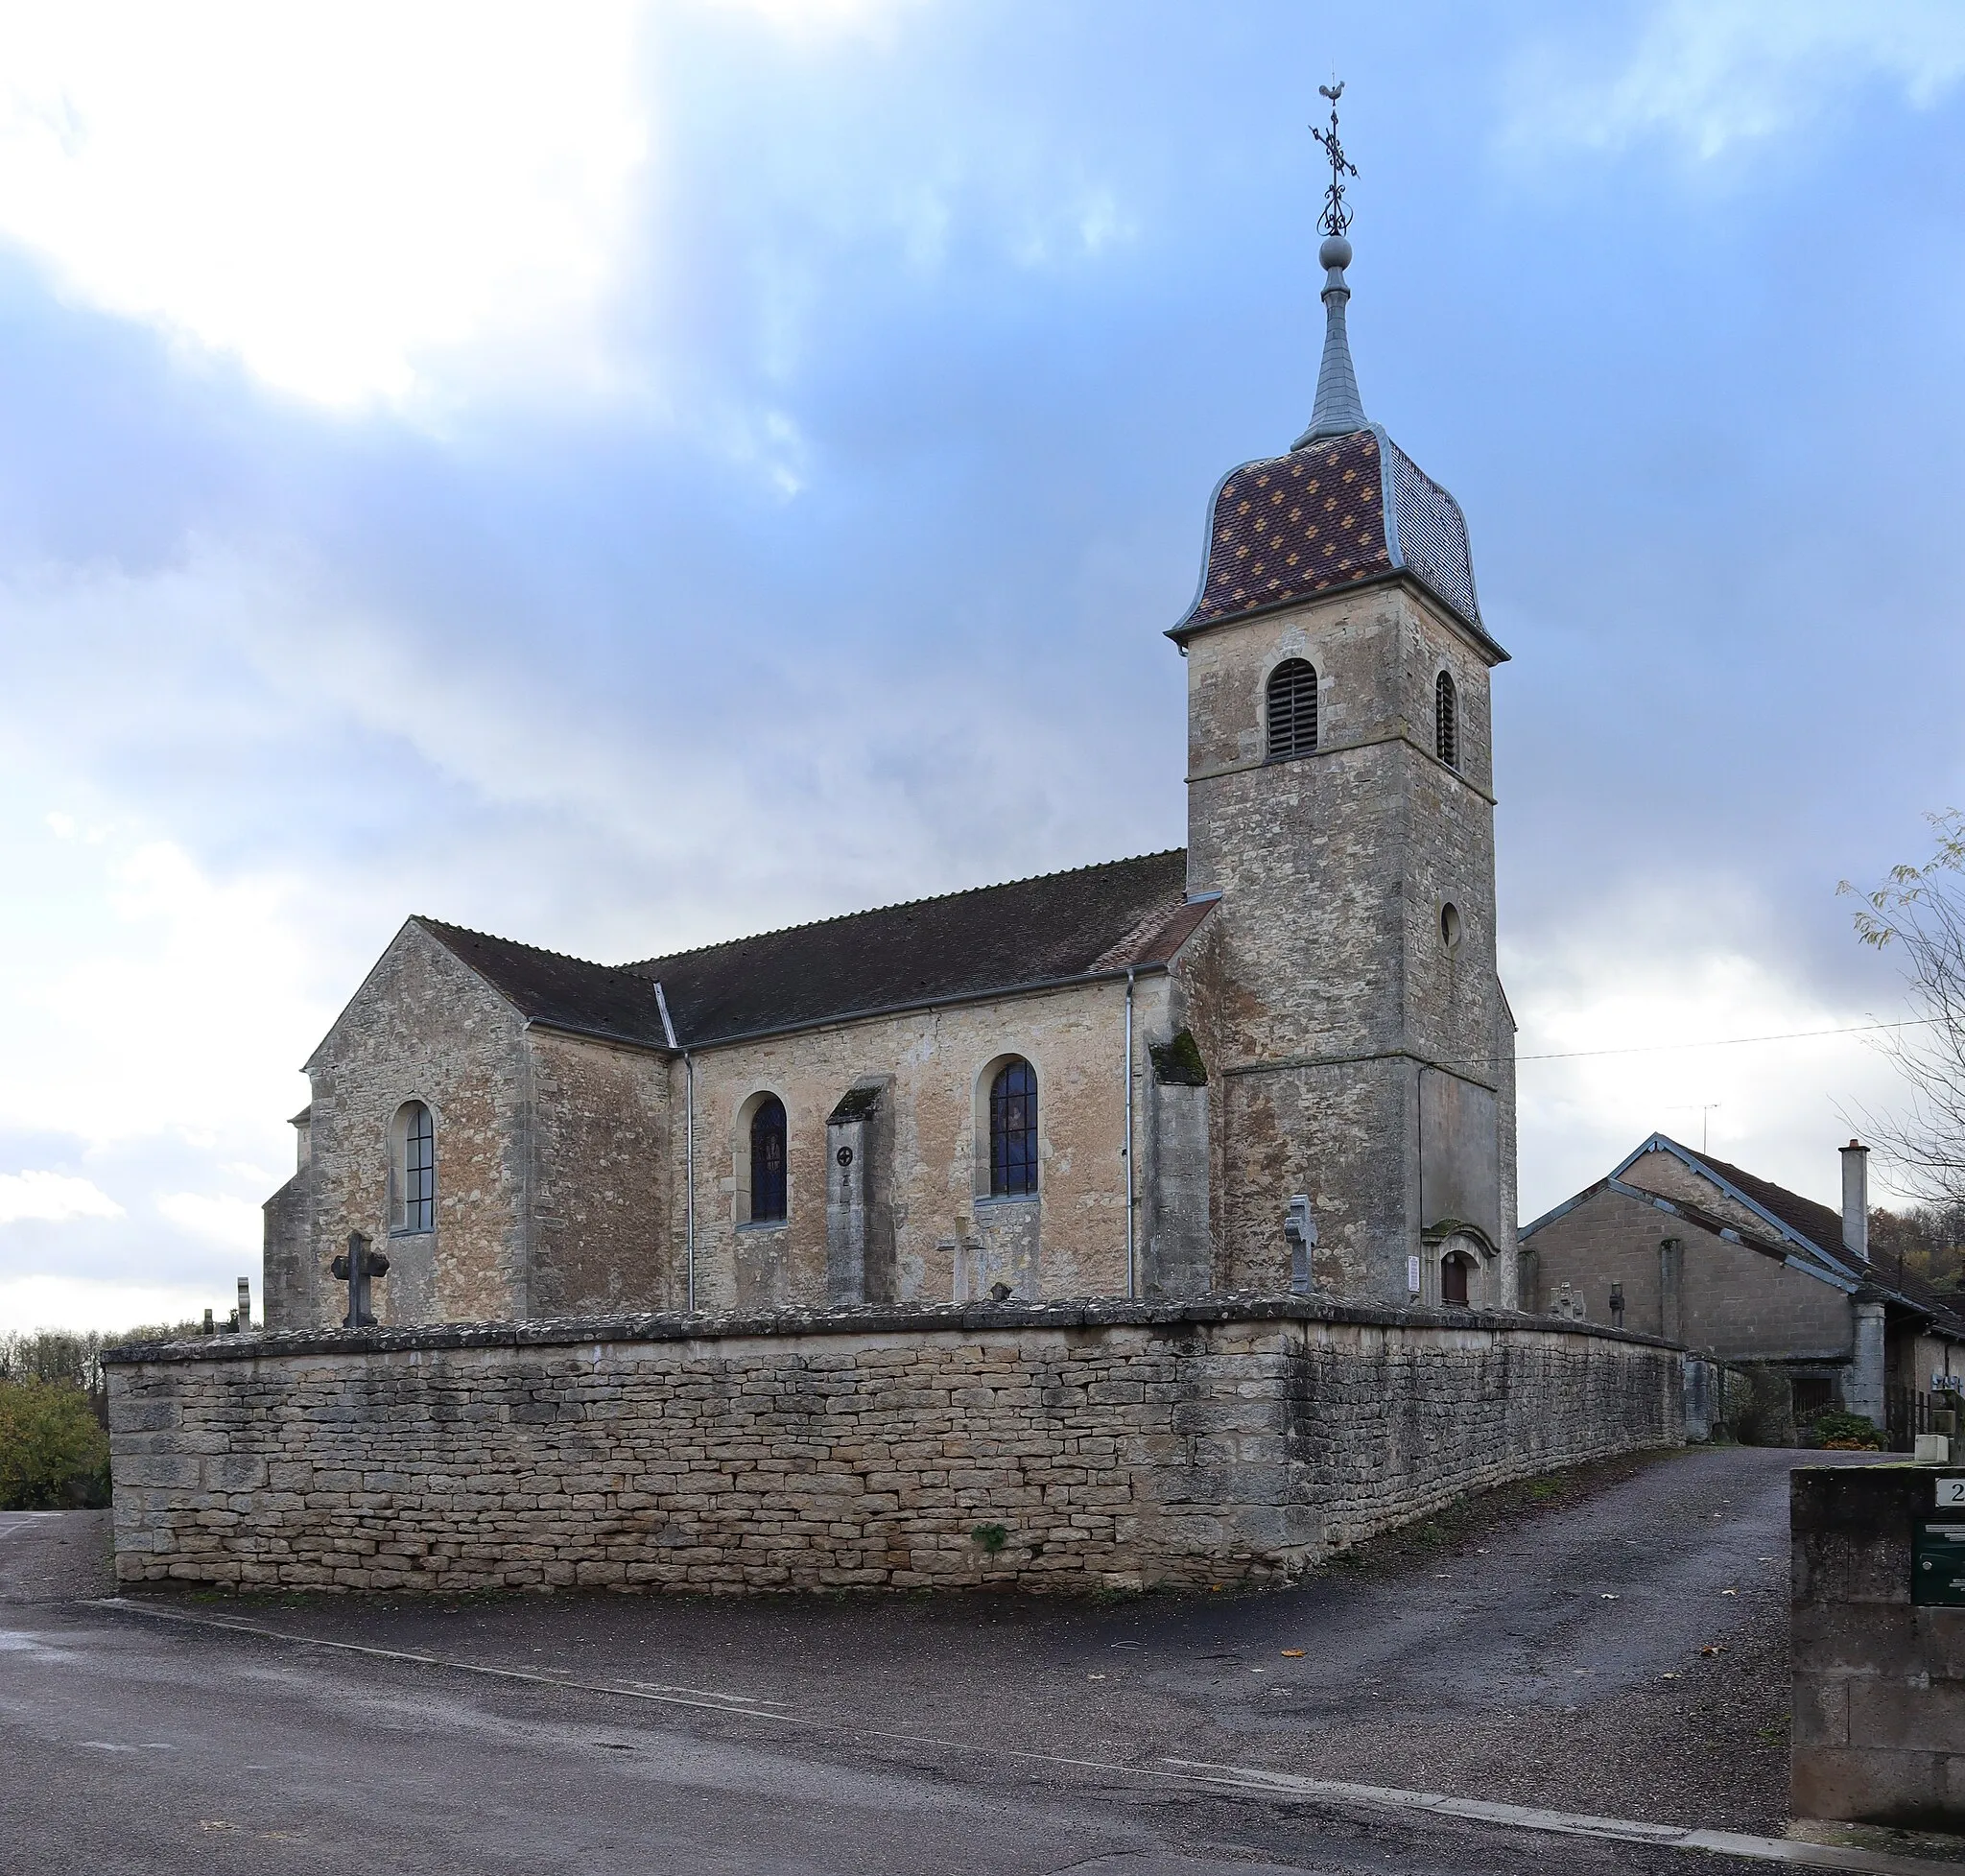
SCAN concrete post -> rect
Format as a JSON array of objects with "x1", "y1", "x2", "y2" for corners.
[{"x1": 1847, "y1": 1295, "x2": 1887, "y2": 1429}]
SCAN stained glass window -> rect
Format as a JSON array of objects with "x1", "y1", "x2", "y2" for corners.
[
  {"x1": 750, "y1": 1096, "x2": 788, "y2": 1223},
  {"x1": 989, "y1": 1059, "x2": 1038, "y2": 1198}
]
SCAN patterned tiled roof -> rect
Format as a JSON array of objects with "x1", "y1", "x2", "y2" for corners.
[
  {"x1": 1175, "y1": 425, "x2": 1497, "y2": 653},
  {"x1": 1183, "y1": 430, "x2": 1391, "y2": 630}
]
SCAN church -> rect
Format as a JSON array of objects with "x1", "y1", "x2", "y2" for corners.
[{"x1": 263, "y1": 180, "x2": 1518, "y2": 1334}]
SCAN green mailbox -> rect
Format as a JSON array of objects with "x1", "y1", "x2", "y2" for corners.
[{"x1": 1912, "y1": 1519, "x2": 1965, "y2": 1607}]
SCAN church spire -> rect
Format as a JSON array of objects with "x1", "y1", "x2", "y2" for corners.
[{"x1": 1294, "y1": 81, "x2": 1366, "y2": 449}]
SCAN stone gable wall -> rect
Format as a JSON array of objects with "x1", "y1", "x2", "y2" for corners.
[
  {"x1": 108, "y1": 1300, "x2": 1680, "y2": 1596},
  {"x1": 1526, "y1": 1185, "x2": 1852, "y2": 1363}
]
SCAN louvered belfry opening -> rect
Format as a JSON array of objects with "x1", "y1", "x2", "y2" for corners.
[
  {"x1": 1266, "y1": 658, "x2": 1318, "y2": 760},
  {"x1": 1435, "y1": 670, "x2": 1458, "y2": 771}
]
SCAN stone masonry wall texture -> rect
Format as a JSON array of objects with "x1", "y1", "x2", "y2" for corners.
[{"x1": 108, "y1": 1300, "x2": 1680, "y2": 1596}]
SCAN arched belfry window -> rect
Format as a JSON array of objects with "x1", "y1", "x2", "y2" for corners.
[
  {"x1": 749, "y1": 1096, "x2": 788, "y2": 1223},
  {"x1": 989, "y1": 1059, "x2": 1038, "y2": 1198},
  {"x1": 393, "y1": 1101, "x2": 435, "y2": 1233},
  {"x1": 1435, "y1": 670, "x2": 1459, "y2": 771},
  {"x1": 1266, "y1": 658, "x2": 1318, "y2": 760},
  {"x1": 1440, "y1": 1249, "x2": 1471, "y2": 1307}
]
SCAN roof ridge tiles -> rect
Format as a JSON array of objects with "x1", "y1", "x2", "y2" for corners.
[
  {"x1": 622, "y1": 849, "x2": 1189, "y2": 972},
  {"x1": 414, "y1": 916, "x2": 613, "y2": 973}
]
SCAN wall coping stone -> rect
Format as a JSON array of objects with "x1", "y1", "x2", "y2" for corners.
[{"x1": 103, "y1": 1291, "x2": 1680, "y2": 1365}]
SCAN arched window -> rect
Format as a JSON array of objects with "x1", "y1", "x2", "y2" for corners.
[
  {"x1": 989, "y1": 1059, "x2": 1038, "y2": 1197},
  {"x1": 394, "y1": 1101, "x2": 435, "y2": 1233},
  {"x1": 749, "y1": 1096, "x2": 788, "y2": 1223},
  {"x1": 1435, "y1": 670, "x2": 1458, "y2": 771},
  {"x1": 1266, "y1": 658, "x2": 1318, "y2": 760}
]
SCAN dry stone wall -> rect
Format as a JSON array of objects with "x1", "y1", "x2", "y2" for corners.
[{"x1": 107, "y1": 1298, "x2": 1683, "y2": 1596}]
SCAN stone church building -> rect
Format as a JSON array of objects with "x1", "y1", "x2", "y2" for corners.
[{"x1": 263, "y1": 222, "x2": 1518, "y2": 1333}]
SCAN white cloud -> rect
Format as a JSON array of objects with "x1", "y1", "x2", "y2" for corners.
[
  {"x1": 1505, "y1": 0, "x2": 1965, "y2": 162},
  {"x1": 692, "y1": 0, "x2": 926, "y2": 42},
  {"x1": 0, "y1": 813, "x2": 322, "y2": 1153},
  {"x1": 0, "y1": 2, "x2": 649, "y2": 408},
  {"x1": 155, "y1": 1192, "x2": 263, "y2": 1254},
  {"x1": 1507, "y1": 882, "x2": 1914, "y2": 1221},
  {"x1": 0, "y1": 1274, "x2": 220, "y2": 1336},
  {"x1": 0, "y1": 1171, "x2": 122, "y2": 1227}
]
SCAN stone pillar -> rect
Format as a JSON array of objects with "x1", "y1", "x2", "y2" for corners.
[
  {"x1": 1658, "y1": 1237, "x2": 1684, "y2": 1343},
  {"x1": 1847, "y1": 1294, "x2": 1887, "y2": 1429},
  {"x1": 825, "y1": 1080, "x2": 892, "y2": 1306}
]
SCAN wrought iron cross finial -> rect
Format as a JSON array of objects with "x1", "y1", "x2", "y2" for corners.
[{"x1": 1312, "y1": 80, "x2": 1358, "y2": 238}]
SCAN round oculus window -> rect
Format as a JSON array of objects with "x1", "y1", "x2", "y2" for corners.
[{"x1": 1440, "y1": 902, "x2": 1462, "y2": 951}]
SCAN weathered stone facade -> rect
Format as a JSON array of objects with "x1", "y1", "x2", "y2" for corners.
[
  {"x1": 1175, "y1": 576, "x2": 1515, "y2": 1308},
  {"x1": 108, "y1": 1300, "x2": 1680, "y2": 1595},
  {"x1": 262, "y1": 249, "x2": 1518, "y2": 1336}
]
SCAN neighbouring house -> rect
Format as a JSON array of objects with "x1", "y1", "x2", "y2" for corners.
[{"x1": 1522, "y1": 1133, "x2": 1965, "y2": 1441}]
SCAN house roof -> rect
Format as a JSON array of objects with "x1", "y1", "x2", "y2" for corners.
[
  {"x1": 1688, "y1": 1150, "x2": 1852, "y2": 1269},
  {"x1": 416, "y1": 849, "x2": 1214, "y2": 1054},
  {"x1": 1526, "y1": 1131, "x2": 1965, "y2": 1339}
]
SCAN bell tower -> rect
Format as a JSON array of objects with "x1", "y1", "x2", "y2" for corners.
[{"x1": 1169, "y1": 86, "x2": 1517, "y2": 1309}]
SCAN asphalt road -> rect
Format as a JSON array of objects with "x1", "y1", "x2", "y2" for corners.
[{"x1": 0, "y1": 1450, "x2": 1882, "y2": 1874}]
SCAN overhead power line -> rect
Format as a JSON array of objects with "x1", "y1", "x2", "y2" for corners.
[{"x1": 1518, "y1": 1015, "x2": 1935, "y2": 1066}]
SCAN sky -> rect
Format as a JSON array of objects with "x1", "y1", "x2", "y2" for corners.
[{"x1": 2, "y1": 0, "x2": 1963, "y2": 1331}]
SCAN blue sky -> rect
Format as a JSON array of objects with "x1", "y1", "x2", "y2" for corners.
[{"x1": 2, "y1": 0, "x2": 1963, "y2": 1329}]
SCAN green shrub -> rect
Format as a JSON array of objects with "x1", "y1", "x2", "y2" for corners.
[
  {"x1": 1802, "y1": 1409, "x2": 1885, "y2": 1451},
  {"x1": 0, "y1": 1377, "x2": 111, "y2": 1508}
]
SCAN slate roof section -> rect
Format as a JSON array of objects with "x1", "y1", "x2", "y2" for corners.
[
  {"x1": 416, "y1": 850, "x2": 1213, "y2": 1054},
  {"x1": 1687, "y1": 1148, "x2": 1852, "y2": 1270},
  {"x1": 415, "y1": 920, "x2": 671, "y2": 1049}
]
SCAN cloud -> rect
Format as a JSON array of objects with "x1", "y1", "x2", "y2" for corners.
[
  {"x1": 1506, "y1": 877, "x2": 1914, "y2": 1220},
  {"x1": 0, "y1": 1171, "x2": 122, "y2": 1226},
  {"x1": 0, "y1": 2, "x2": 649, "y2": 408},
  {"x1": 1504, "y1": 0, "x2": 1965, "y2": 162},
  {"x1": 155, "y1": 1192, "x2": 263, "y2": 1254},
  {"x1": 0, "y1": 1274, "x2": 219, "y2": 1335}
]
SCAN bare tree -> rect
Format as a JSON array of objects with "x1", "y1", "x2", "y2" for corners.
[{"x1": 1845, "y1": 811, "x2": 1965, "y2": 1206}]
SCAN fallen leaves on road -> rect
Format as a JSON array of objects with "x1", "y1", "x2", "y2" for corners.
[
  {"x1": 1700, "y1": 1644, "x2": 1726, "y2": 1657},
  {"x1": 1280, "y1": 1650, "x2": 1305, "y2": 1658},
  {"x1": 1721, "y1": 1588, "x2": 1738, "y2": 1596}
]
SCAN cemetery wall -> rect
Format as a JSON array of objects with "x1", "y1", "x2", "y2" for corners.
[{"x1": 107, "y1": 1297, "x2": 1682, "y2": 1595}]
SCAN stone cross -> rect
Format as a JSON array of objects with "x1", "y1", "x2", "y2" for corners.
[{"x1": 329, "y1": 1230, "x2": 390, "y2": 1329}]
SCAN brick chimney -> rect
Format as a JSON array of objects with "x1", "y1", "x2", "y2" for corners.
[{"x1": 1840, "y1": 1139, "x2": 1870, "y2": 1264}]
